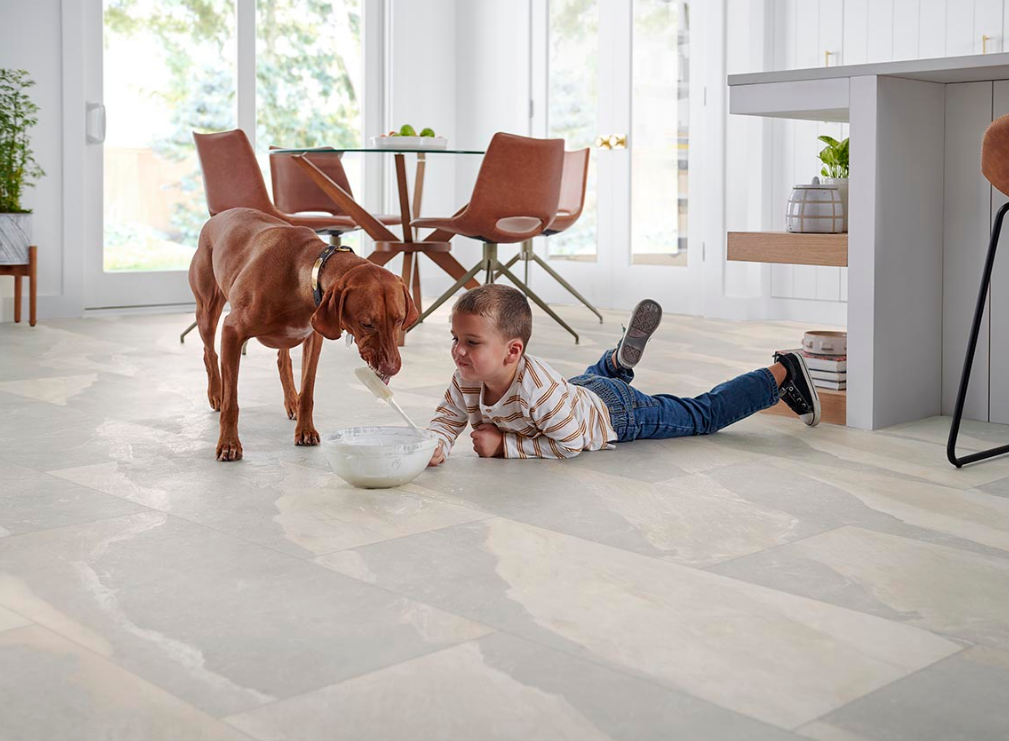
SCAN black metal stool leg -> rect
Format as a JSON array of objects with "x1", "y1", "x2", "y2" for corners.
[
  {"x1": 948, "y1": 201, "x2": 1009, "y2": 467},
  {"x1": 180, "y1": 319, "x2": 198, "y2": 344}
]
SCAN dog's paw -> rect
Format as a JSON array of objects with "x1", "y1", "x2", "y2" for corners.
[
  {"x1": 216, "y1": 438, "x2": 244, "y2": 461},
  {"x1": 208, "y1": 386, "x2": 223, "y2": 412},
  {"x1": 295, "y1": 426, "x2": 320, "y2": 446},
  {"x1": 284, "y1": 396, "x2": 299, "y2": 420}
]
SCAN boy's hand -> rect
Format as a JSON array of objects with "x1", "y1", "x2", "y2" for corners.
[
  {"x1": 471, "y1": 424, "x2": 504, "y2": 458},
  {"x1": 428, "y1": 443, "x2": 446, "y2": 467}
]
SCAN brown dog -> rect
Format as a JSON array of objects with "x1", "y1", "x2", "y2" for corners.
[{"x1": 189, "y1": 208, "x2": 419, "y2": 461}]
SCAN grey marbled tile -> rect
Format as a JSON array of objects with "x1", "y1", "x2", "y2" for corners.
[
  {"x1": 0, "y1": 511, "x2": 491, "y2": 717},
  {"x1": 409, "y1": 458, "x2": 814, "y2": 567},
  {"x1": 0, "y1": 625, "x2": 250, "y2": 741},
  {"x1": 711, "y1": 526, "x2": 1009, "y2": 649},
  {"x1": 0, "y1": 399, "x2": 207, "y2": 470},
  {"x1": 50, "y1": 457, "x2": 489, "y2": 558},
  {"x1": 798, "y1": 646, "x2": 1009, "y2": 741},
  {"x1": 0, "y1": 460, "x2": 43, "y2": 481},
  {"x1": 0, "y1": 470, "x2": 148, "y2": 536},
  {"x1": 227, "y1": 632, "x2": 804, "y2": 741},
  {"x1": 707, "y1": 459, "x2": 1009, "y2": 561},
  {"x1": 316, "y1": 517, "x2": 959, "y2": 728},
  {"x1": 0, "y1": 605, "x2": 29, "y2": 633}
]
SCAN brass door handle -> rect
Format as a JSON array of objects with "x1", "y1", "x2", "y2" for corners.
[
  {"x1": 595, "y1": 134, "x2": 627, "y2": 149},
  {"x1": 983, "y1": 34, "x2": 991, "y2": 54}
]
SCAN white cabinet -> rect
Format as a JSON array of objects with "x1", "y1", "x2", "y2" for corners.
[
  {"x1": 920, "y1": 0, "x2": 945, "y2": 57},
  {"x1": 974, "y1": 0, "x2": 1004, "y2": 54},
  {"x1": 866, "y1": 0, "x2": 895, "y2": 62},
  {"x1": 893, "y1": 0, "x2": 920, "y2": 60},
  {"x1": 842, "y1": 0, "x2": 868, "y2": 64}
]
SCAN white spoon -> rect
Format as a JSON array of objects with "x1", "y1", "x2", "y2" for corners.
[{"x1": 354, "y1": 366, "x2": 421, "y2": 430}]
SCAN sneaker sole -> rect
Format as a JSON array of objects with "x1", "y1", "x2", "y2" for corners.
[
  {"x1": 617, "y1": 299, "x2": 663, "y2": 368},
  {"x1": 792, "y1": 353, "x2": 821, "y2": 427}
]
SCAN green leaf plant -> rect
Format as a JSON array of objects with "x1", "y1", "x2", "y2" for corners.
[
  {"x1": 817, "y1": 135, "x2": 849, "y2": 179},
  {"x1": 0, "y1": 68, "x2": 45, "y2": 213}
]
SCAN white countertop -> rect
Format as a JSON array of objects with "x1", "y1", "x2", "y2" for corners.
[{"x1": 728, "y1": 52, "x2": 1009, "y2": 87}]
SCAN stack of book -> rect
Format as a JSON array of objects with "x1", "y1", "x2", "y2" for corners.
[
  {"x1": 802, "y1": 350, "x2": 846, "y2": 390},
  {"x1": 776, "y1": 348, "x2": 846, "y2": 390}
]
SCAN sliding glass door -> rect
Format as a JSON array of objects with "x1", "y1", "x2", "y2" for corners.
[
  {"x1": 83, "y1": 0, "x2": 370, "y2": 308},
  {"x1": 534, "y1": 0, "x2": 702, "y2": 312}
]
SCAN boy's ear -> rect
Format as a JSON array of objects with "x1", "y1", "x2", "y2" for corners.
[
  {"x1": 506, "y1": 338, "x2": 524, "y2": 363},
  {"x1": 311, "y1": 286, "x2": 346, "y2": 340}
]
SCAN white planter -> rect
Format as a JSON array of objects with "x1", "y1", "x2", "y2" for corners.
[
  {"x1": 823, "y1": 177, "x2": 849, "y2": 233},
  {"x1": 0, "y1": 213, "x2": 31, "y2": 265},
  {"x1": 785, "y1": 177, "x2": 844, "y2": 234}
]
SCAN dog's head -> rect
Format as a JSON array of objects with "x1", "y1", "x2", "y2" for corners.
[{"x1": 311, "y1": 263, "x2": 419, "y2": 380}]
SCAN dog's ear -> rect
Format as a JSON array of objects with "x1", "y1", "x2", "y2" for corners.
[
  {"x1": 401, "y1": 280, "x2": 420, "y2": 330},
  {"x1": 311, "y1": 286, "x2": 346, "y2": 340}
]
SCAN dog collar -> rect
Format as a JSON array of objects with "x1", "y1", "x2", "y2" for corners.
[{"x1": 312, "y1": 244, "x2": 355, "y2": 306}]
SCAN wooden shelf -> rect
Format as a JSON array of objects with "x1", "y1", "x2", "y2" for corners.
[
  {"x1": 727, "y1": 231, "x2": 847, "y2": 267},
  {"x1": 762, "y1": 387, "x2": 846, "y2": 426}
]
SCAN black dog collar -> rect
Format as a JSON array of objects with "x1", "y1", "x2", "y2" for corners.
[{"x1": 312, "y1": 244, "x2": 354, "y2": 306}]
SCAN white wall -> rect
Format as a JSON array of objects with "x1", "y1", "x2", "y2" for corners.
[{"x1": 0, "y1": 0, "x2": 72, "y2": 323}]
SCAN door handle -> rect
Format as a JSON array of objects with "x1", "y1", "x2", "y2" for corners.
[
  {"x1": 86, "y1": 102, "x2": 106, "y2": 144},
  {"x1": 594, "y1": 134, "x2": 627, "y2": 150}
]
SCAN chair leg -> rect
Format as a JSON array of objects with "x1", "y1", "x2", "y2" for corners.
[
  {"x1": 412, "y1": 258, "x2": 487, "y2": 327},
  {"x1": 530, "y1": 252, "x2": 604, "y2": 323},
  {"x1": 28, "y1": 246, "x2": 36, "y2": 327},
  {"x1": 412, "y1": 256, "x2": 423, "y2": 313},
  {"x1": 180, "y1": 319, "x2": 198, "y2": 344},
  {"x1": 496, "y1": 261, "x2": 579, "y2": 344},
  {"x1": 948, "y1": 200, "x2": 1009, "y2": 467},
  {"x1": 13, "y1": 272, "x2": 21, "y2": 324},
  {"x1": 493, "y1": 253, "x2": 521, "y2": 282},
  {"x1": 485, "y1": 244, "x2": 497, "y2": 285}
]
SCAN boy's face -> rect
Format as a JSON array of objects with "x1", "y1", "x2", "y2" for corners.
[{"x1": 450, "y1": 311, "x2": 522, "y2": 384}]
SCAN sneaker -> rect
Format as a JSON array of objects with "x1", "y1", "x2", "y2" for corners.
[
  {"x1": 773, "y1": 351, "x2": 821, "y2": 427},
  {"x1": 615, "y1": 299, "x2": 663, "y2": 369}
]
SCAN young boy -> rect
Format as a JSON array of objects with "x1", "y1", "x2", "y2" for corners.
[{"x1": 427, "y1": 285, "x2": 819, "y2": 466}]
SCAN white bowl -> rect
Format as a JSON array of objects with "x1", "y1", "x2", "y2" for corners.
[{"x1": 321, "y1": 426, "x2": 438, "y2": 489}]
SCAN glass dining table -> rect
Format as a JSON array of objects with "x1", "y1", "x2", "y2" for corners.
[{"x1": 269, "y1": 147, "x2": 485, "y2": 322}]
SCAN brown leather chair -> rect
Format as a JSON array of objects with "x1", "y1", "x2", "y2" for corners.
[
  {"x1": 268, "y1": 146, "x2": 402, "y2": 240},
  {"x1": 193, "y1": 130, "x2": 358, "y2": 244},
  {"x1": 411, "y1": 132, "x2": 577, "y2": 341},
  {"x1": 495, "y1": 148, "x2": 601, "y2": 325}
]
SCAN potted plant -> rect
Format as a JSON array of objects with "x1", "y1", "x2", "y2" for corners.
[
  {"x1": 817, "y1": 134, "x2": 848, "y2": 232},
  {"x1": 0, "y1": 68, "x2": 45, "y2": 265}
]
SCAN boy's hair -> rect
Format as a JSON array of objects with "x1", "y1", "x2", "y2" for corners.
[{"x1": 453, "y1": 284, "x2": 532, "y2": 347}]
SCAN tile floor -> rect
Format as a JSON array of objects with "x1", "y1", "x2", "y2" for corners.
[{"x1": 2, "y1": 303, "x2": 1009, "y2": 740}]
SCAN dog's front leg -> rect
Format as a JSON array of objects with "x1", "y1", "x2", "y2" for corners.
[
  {"x1": 294, "y1": 332, "x2": 323, "y2": 446},
  {"x1": 216, "y1": 317, "x2": 246, "y2": 461}
]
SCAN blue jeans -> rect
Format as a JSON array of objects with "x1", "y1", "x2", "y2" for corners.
[{"x1": 568, "y1": 350, "x2": 780, "y2": 442}]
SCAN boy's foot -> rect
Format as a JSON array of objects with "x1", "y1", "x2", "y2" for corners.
[
  {"x1": 615, "y1": 299, "x2": 663, "y2": 369},
  {"x1": 773, "y1": 351, "x2": 821, "y2": 427}
]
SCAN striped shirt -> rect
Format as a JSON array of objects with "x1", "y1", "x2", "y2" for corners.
[{"x1": 427, "y1": 354, "x2": 617, "y2": 460}]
